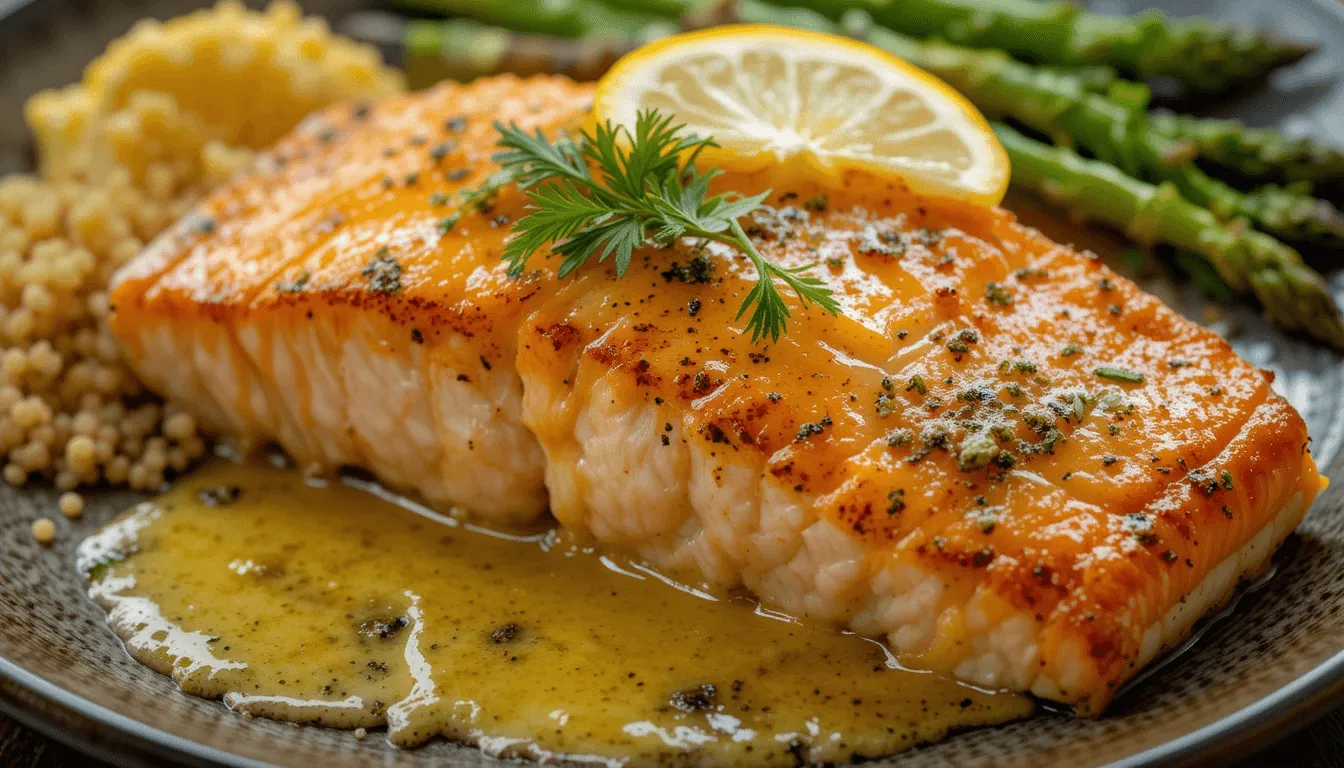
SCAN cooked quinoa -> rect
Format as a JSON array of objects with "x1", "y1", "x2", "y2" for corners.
[{"x1": 1, "y1": 1, "x2": 404, "y2": 506}]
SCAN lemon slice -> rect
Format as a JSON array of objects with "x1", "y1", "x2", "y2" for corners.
[{"x1": 593, "y1": 25, "x2": 1009, "y2": 205}]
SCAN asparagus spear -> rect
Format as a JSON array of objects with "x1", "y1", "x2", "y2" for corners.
[
  {"x1": 1170, "y1": 166, "x2": 1344, "y2": 250},
  {"x1": 1149, "y1": 112, "x2": 1344, "y2": 188},
  {"x1": 1004, "y1": 65, "x2": 1344, "y2": 192},
  {"x1": 390, "y1": 0, "x2": 670, "y2": 39},
  {"x1": 1095, "y1": 88, "x2": 1344, "y2": 192},
  {"x1": 848, "y1": 27, "x2": 1344, "y2": 251},
  {"x1": 402, "y1": 18, "x2": 650, "y2": 85},
  {"x1": 595, "y1": 0, "x2": 699, "y2": 17},
  {"x1": 389, "y1": 0, "x2": 587, "y2": 36},
  {"x1": 1173, "y1": 250, "x2": 1235, "y2": 305},
  {"x1": 995, "y1": 123, "x2": 1344, "y2": 349},
  {"x1": 762, "y1": 0, "x2": 1315, "y2": 94}
]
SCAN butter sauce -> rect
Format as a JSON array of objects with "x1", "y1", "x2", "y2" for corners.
[{"x1": 77, "y1": 462, "x2": 1032, "y2": 765}]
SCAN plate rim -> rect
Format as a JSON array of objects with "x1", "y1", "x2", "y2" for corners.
[
  {"x1": 0, "y1": 657, "x2": 272, "y2": 768},
  {"x1": 5, "y1": 644, "x2": 1344, "y2": 768},
  {"x1": 3, "y1": 0, "x2": 1344, "y2": 764}
]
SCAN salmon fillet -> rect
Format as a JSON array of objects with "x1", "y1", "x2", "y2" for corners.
[{"x1": 108, "y1": 75, "x2": 1325, "y2": 714}]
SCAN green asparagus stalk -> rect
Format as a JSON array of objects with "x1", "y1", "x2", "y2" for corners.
[
  {"x1": 402, "y1": 18, "x2": 651, "y2": 85},
  {"x1": 1046, "y1": 64, "x2": 1124, "y2": 96},
  {"x1": 390, "y1": 0, "x2": 671, "y2": 38},
  {"x1": 1149, "y1": 112, "x2": 1344, "y2": 188},
  {"x1": 595, "y1": 0, "x2": 700, "y2": 18},
  {"x1": 844, "y1": 27, "x2": 1344, "y2": 251},
  {"x1": 1089, "y1": 87, "x2": 1344, "y2": 192},
  {"x1": 984, "y1": 59, "x2": 1344, "y2": 191},
  {"x1": 761, "y1": 0, "x2": 1315, "y2": 94},
  {"x1": 1170, "y1": 167, "x2": 1344, "y2": 250},
  {"x1": 995, "y1": 123, "x2": 1344, "y2": 349},
  {"x1": 1173, "y1": 250, "x2": 1235, "y2": 305},
  {"x1": 389, "y1": 0, "x2": 586, "y2": 36}
]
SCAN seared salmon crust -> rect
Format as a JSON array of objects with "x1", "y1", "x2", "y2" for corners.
[{"x1": 110, "y1": 75, "x2": 1324, "y2": 714}]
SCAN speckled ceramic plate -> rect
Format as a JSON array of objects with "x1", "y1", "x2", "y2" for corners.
[{"x1": 2, "y1": 0, "x2": 1344, "y2": 766}]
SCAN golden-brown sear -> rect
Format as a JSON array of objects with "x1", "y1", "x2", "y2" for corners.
[{"x1": 109, "y1": 75, "x2": 1324, "y2": 714}]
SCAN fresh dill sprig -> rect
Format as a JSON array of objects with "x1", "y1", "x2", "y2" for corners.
[{"x1": 491, "y1": 109, "x2": 840, "y2": 342}]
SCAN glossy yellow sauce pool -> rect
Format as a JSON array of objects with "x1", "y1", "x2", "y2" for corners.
[{"x1": 77, "y1": 462, "x2": 1033, "y2": 765}]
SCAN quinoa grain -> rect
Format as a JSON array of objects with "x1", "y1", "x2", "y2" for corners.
[
  {"x1": 58, "y1": 491, "x2": 84, "y2": 518},
  {"x1": 31, "y1": 517, "x2": 55, "y2": 544},
  {"x1": 0, "y1": 1, "x2": 402, "y2": 494}
]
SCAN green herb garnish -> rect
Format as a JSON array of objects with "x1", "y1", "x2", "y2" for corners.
[{"x1": 491, "y1": 109, "x2": 839, "y2": 342}]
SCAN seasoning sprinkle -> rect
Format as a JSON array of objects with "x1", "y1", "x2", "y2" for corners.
[
  {"x1": 276, "y1": 271, "x2": 310, "y2": 294},
  {"x1": 985, "y1": 281, "x2": 1014, "y2": 306},
  {"x1": 362, "y1": 249, "x2": 402, "y2": 294},
  {"x1": 946, "y1": 329, "x2": 978, "y2": 354},
  {"x1": 886, "y1": 489, "x2": 906, "y2": 516},
  {"x1": 957, "y1": 432, "x2": 1000, "y2": 472},
  {"x1": 886, "y1": 428, "x2": 913, "y2": 447},
  {"x1": 794, "y1": 416, "x2": 832, "y2": 443},
  {"x1": 1014, "y1": 266, "x2": 1050, "y2": 280},
  {"x1": 660, "y1": 254, "x2": 714, "y2": 284},
  {"x1": 1094, "y1": 366, "x2": 1144, "y2": 384},
  {"x1": 875, "y1": 393, "x2": 897, "y2": 418}
]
